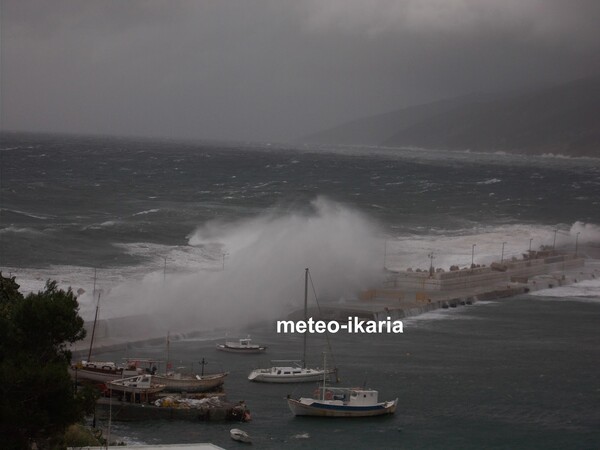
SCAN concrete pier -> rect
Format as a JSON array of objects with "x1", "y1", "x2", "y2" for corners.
[
  {"x1": 290, "y1": 252, "x2": 598, "y2": 322},
  {"x1": 71, "y1": 252, "x2": 598, "y2": 354}
]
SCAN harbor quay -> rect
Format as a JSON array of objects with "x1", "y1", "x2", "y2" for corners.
[
  {"x1": 288, "y1": 251, "x2": 596, "y2": 322},
  {"x1": 71, "y1": 251, "x2": 596, "y2": 354}
]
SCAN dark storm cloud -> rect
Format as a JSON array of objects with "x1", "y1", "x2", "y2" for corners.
[{"x1": 2, "y1": 0, "x2": 600, "y2": 142}]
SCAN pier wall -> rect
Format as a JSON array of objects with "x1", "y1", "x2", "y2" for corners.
[{"x1": 383, "y1": 255, "x2": 584, "y2": 292}]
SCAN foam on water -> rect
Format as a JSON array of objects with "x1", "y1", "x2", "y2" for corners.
[
  {"x1": 529, "y1": 278, "x2": 600, "y2": 302},
  {"x1": 402, "y1": 308, "x2": 479, "y2": 326},
  {"x1": 0, "y1": 226, "x2": 43, "y2": 235},
  {"x1": 132, "y1": 208, "x2": 160, "y2": 216}
]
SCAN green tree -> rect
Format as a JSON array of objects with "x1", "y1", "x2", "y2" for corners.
[{"x1": 0, "y1": 274, "x2": 90, "y2": 450}]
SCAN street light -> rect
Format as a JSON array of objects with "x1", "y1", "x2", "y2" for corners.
[
  {"x1": 553, "y1": 229, "x2": 558, "y2": 250},
  {"x1": 501, "y1": 242, "x2": 507, "y2": 264},
  {"x1": 428, "y1": 252, "x2": 435, "y2": 276},
  {"x1": 529, "y1": 238, "x2": 533, "y2": 253},
  {"x1": 471, "y1": 244, "x2": 476, "y2": 268},
  {"x1": 575, "y1": 232, "x2": 580, "y2": 256}
]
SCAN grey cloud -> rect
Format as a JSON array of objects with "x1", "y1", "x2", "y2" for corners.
[{"x1": 2, "y1": 0, "x2": 600, "y2": 142}]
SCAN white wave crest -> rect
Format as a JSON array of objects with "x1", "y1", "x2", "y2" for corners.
[
  {"x1": 133, "y1": 209, "x2": 160, "y2": 216},
  {"x1": 476, "y1": 178, "x2": 501, "y2": 185},
  {"x1": 529, "y1": 279, "x2": 600, "y2": 302},
  {"x1": 1, "y1": 208, "x2": 50, "y2": 220},
  {"x1": 0, "y1": 226, "x2": 42, "y2": 235}
]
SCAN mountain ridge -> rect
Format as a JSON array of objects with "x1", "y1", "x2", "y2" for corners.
[{"x1": 301, "y1": 76, "x2": 600, "y2": 157}]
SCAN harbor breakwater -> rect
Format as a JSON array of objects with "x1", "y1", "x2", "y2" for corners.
[
  {"x1": 288, "y1": 252, "x2": 597, "y2": 322},
  {"x1": 72, "y1": 252, "x2": 597, "y2": 354}
]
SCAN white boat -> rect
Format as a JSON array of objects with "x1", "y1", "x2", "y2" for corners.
[
  {"x1": 152, "y1": 371, "x2": 229, "y2": 393},
  {"x1": 107, "y1": 374, "x2": 166, "y2": 395},
  {"x1": 216, "y1": 336, "x2": 266, "y2": 353},
  {"x1": 248, "y1": 360, "x2": 335, "y2": 383},
  {"x1": 248, "y1": 268, "x2": 336, "y2": 383},
  {"x1": 287, "y1": 387, "x2": 398, "y2": 417},
  {"x1": 287, "y1": 354, "x2": 397, "y2": 417},
  {"x1": 230, "y1": 428, "x2": 251, "y2": 443},
  {"x1": 69, "y1": 360, "x2": 143, "y2": 383}
]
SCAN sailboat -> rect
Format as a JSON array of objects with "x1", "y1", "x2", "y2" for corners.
[
  {"x1": 216, "y1": 336, "x2": 267, "y2": 353},
  {"x1": 287, "y1": 354, "x2": 398, "y2": 417},
  {"x1": 151, "y1": 335, "x2": 229, "y2": 392},
  {"x1": 247, "y1": 268, "x2": 336, "y2": 383},
  {"x1": 69, "y1": 272, "x2": 145, "y2": 383}
]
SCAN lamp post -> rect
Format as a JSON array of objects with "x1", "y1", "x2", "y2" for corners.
[
  {"x1": 428, "y1": 252, "x2": 435, "y2": 276},
  {"x1": 553, "y1": 229, "x2": 558, "y2": 250},
  {"x1": 471, "y1": 244, "x2": 476, "y2": 268},
  {"x1": 529, "y1": 238, "x2": 533, "y2": 253},
  {"x1": 575, "y1": 232, "x2": 580, "y2": 256},
  {"x1": 501, "y1": 242, "x2": 507, "y2": 264}
]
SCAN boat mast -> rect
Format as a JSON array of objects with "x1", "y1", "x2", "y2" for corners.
[
  {"x1": 303, "y1": 267, "x2": 308, "y2": 369},
  {"x1": 87, "y1": 292, "x2": 100, "y2": 361},
  {"x1": 322, "y1": 352, "x2": 327, "y2": 401},
  {"x1": 92, "y1": 267, "x2": 97, "y2": 299},
  {"x1": 166, "y1": 331, "x2": 171, "y2": 372}
]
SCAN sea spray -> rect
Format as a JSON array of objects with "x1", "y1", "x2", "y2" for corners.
[{"x1": 98, "y1": 198, "x2": 386, "y2": 332}]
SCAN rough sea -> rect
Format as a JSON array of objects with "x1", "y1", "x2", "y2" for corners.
[{"x1": 1, "y1": 132, "x2": 599, "y2": 448}]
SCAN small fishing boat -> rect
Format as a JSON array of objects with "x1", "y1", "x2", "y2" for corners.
[
  {"x1": 230, "y1": 428, "x2": 252, "y2": 443},
  {"x1": 108, "y1": 374, "x2": 166, "y2": 395},
  {"x1": 287, "y1": 386, "x2": 398, "y2": 417},
  {"x1": 287, "y1": 354, "x2": 397, "y2": 417},
  {"x1": 152, "y1": 371, "x2": 229, "y2": 393},
  {"x1": 217, "y1": 336, "x2": 266, "y2": 353},
  {"x1": 121, "y1": 358, "x2": 229, "y2": 393}
]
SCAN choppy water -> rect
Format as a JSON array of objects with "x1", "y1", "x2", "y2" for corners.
[
  {"x1": 2, "y1": 132, "x2": 600, "y2": 448},
  {"x1": 97, "y1": 296, "x2": 600, "y2": 449}
]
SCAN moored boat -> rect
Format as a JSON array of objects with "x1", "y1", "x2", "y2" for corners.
[
  {"x1": 108, "y1": 374, "x2": 166, "y2": 395},
  {"x1": 248, "y1": 360, "x2": 335, "y2": 383},
  {"x1": 69, "y1": 360, "x2": 143, "y2": 383},
  {"x1": 287, "y1": 352, "x2": 396, "y2": 417},
  {"x1": 152, "y1": 371, "x2": 229, "y2": 393},
  {"x1": 217, "y1": 336, "x2": 266, "y2": 353},
  {"x1": 230, "y1": 428, "x2": 252, "y2": 443},
  {"x1": 287, "y1": 386, "x2": 397, "y2": 417},
  {"x1": 248, "y1": 268, "x2": 337, "y2": 383}
]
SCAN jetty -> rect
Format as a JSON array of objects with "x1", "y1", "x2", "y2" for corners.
[
  {"x1": 94, "y1": 396, "x2": 250, "y2": 422},
  {"x1": 289, "y1": 250, "x2": 598, "y2": 322},
  {"x1": 69, "y1": 251, "x2": 597, "y2": 353}
]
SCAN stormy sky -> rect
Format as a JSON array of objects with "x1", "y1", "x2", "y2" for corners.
[{"x1": 2, "y1": 0, "x2": 600, "y2": 143}]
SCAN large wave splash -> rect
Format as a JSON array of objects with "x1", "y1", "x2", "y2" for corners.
[
  {"x1": 569, "y1": 221, "x2": 600, "y2": 244},
  {"x1": 106, "y1": 197, "x2": 385, "y2": 330}
]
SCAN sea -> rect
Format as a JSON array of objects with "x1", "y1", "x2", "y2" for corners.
[{"x1": 1, "y1": 132, "x2": 599, "y2": 449}]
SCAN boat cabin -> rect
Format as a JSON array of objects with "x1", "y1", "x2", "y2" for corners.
[{"x1": 315, "y1": 387, "x2": 380, "y2": 406}]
